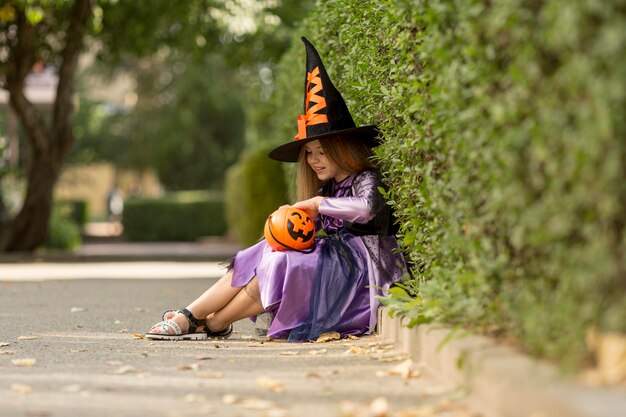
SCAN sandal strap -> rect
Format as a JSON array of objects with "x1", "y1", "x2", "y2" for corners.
[
  {"x1": 179, "y1": 308, "x2": 205, "y2": 332},
  {"x1": 162, "y1": 309, "x2": 178, "y2": 321},
  {"x1": 149, "y1": 320, "x2": 182, "y2": 335},
  {"x1": 206, "y1": 323, "x2": 233, "y2": 338}
]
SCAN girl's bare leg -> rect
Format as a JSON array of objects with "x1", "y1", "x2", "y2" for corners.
[
  {"x1": 186, "y1": 270, "x2": 241, "y2": 318},
  {"x1": 150, "y1": 270, "x2": 244, "y2": 334},
  {"x1": 206, "y1": 277, "x2": 265, "y2": 332}
]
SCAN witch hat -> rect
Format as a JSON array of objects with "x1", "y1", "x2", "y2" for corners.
[{"x1": 268, "y1": 37, "x2": 379, "y2": 162}]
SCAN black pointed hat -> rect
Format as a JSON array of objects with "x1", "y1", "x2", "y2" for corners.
[{"x1": 268, "y1": 37, "x2": 379, "y2": 162}]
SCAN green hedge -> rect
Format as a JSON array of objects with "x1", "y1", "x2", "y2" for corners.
[
  {"x1": 57, "y1": 199, "x2": 89, "y2": 227},
  {"x1": 46, "y1": 203, "x2": 82, "y2": 250},
  {"x1": 225, "y1": 147, "x2": 289, "y2": 246},
  {"x1": 122, "y1": 191, "x2": 227, "y2": 241},
  {"x1": 258, "y1": 0, "x2": 625, "y2": 369}
]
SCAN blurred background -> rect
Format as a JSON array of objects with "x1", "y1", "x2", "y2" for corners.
[{"x1": 0, "y1": 0, "x2": 311, "y2": 251}]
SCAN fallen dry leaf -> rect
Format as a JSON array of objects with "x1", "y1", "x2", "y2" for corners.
[
  {"x1": 316, "y1": 331, "x2": 341, "y2": 343},
  {"x1": 0, "y1": 350, "x2": 15, "y2": 355},
  {"x1": 12, "y1": 358, "x2": 37, "y2": 367},
  {"x1": 221, "y1": 394, "x2": 276, "y2": 410},
  {"x1": 11, "y1": 383, "x2": 33, "y2": 394},
  {"x1": 380, "y1": 359, "x2": 420, "y2": 379},
  {"x1": 367, "y1": 342, "x2": 394, "y2": 350},
  {"x1": 306, "y1": 371, "x2": 321, "y2": 378},
  {"x1": 17, "y1": 336, "x2": 38, "y2": 341},
  {"x1": 239, "y1": 397, "x2": 276, "y2": 410},
  {"x1": 184, "y1": 393, "x2": 207, "y2": 403},
  {"x1": 347, "y1": 334, "x2": 359, "y2": 340},
  {"x1": 279, "y1": 351, "x2": 299, "y2": 356},
  {"x1": 70, "y1": 307, "x2": 86, "y2": 313},
  {"x1": 377, "y1": 354, "x2": 412, "y2": 363},
  {"x1": 344, "y1": 346, "x2": 369, "y2": 355},
  {"x1": 0, "y1": 342, "x2": 10, "y2": 347},
  {"x1": 222, "y1": 394, "x2": 241, "y2": 404},
  {"x1": 113, "y1": 365, "x2": 137, "y2": 375},
  {"x1": 369, "y1": 397, "x2": 389, "y2": 417},
  {"x1": 267, "y1": 338, "x2": 288, "y2": 343},
  {"x1": 256, "y1": 376, "x2": 285, "y2": 393},
  {"x1": 131, "y1": 333, "x2": 145, "y2": 340},
  {"x1": 308, "y1": 348, "x2": 327, "y2": 355},
  {"x1": 178, "y1": 363, "x2": 200, "y2": 371},
  {"x1": 194, "y1": 355, "x2": 215, "y2": 361}
]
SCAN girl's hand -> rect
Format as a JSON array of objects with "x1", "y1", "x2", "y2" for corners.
[{"x1": 292, "y1": 196, "x2": 324, "y2": 219}]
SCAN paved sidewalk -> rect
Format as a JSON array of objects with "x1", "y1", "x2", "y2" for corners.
[{"x1": 0, "y1": 277, "x2": 473, "y2": 417}]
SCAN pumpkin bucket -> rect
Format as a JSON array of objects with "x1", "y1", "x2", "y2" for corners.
[{"x1": 264, "y1": 206, "x2": 315, "y2": 252}]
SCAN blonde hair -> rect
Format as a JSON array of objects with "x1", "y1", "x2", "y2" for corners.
[{"x1": 296, "y1": 135, "x2": 375, "y2": 200}]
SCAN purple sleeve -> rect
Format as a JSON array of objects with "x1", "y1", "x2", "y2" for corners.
[{"x1": 318, "y1": 171, "x2": 386, "y2": 224}]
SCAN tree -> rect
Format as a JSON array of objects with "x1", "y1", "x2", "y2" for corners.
[{"x1": 0, "y1": 0, "x2": 93, "y2": 251}]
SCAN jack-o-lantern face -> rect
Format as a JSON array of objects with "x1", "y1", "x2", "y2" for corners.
[
  {"x1": 287, "y1": 211, "x2": 314, "y2": 243},
  {"x1": 264, "y1": 206, "x2": 315, "y2": 252}
]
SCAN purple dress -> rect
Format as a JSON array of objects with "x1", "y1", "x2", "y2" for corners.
[{"x1": 230, "y1": 169, "x2": 406, "y2": 341}]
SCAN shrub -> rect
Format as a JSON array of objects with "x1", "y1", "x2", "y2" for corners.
[
  {"x1": 46, "y1": 204, "x2": 82, "y2": 250},
  {"x1": 262, "y1": 0, "x2": 625, "y2": 370},
  {"x1": 122, "y1": 191, "x2": 226, "y2": 241},
  {"x1": 57, "y1": 199, "x2": 89, "y2": 227},
  {"x1": 224, "y1": 147, "x2": 289, "y2": 246}
]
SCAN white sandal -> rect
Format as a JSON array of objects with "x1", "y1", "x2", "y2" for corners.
[{"x1": 145, "y1": 308, "x2": 208, "y2": 341}]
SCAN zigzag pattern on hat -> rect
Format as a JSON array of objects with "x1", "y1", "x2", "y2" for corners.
[{"x1": 295, "y1": 66, "x2": 329, "y2": 139}]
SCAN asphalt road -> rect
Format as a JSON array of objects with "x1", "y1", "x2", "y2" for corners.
[{"x1": 0, "y1": 277, "x2": 473, "y2": 417}]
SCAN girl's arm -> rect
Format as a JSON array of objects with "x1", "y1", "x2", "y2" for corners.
[
  {"x1": 291, "y1": 196, "x2": 324, "y2": 220},
  {"x1": 298, "y1": 171, "x2": 386, "y2": 224}
]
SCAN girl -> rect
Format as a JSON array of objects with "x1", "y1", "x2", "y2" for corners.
[{"x1": 146, "y1": 37, "x2": 406, "y2": 342}]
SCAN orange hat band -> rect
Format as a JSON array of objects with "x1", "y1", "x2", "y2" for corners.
[{"x1": 294, "y1": 66, "x2": 328, "y2": 140}]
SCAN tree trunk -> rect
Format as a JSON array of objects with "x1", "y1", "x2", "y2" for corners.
[
  {"x1": 0, "y1": 152, "x2": 59, "y2": 251},
  {"x1": 0, "y1": 0, "x2": 93, "y2": 252}
]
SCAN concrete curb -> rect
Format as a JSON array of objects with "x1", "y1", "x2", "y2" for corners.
[{"x1": 377, "y1": 306, "x2": 626, "y2": 417}]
